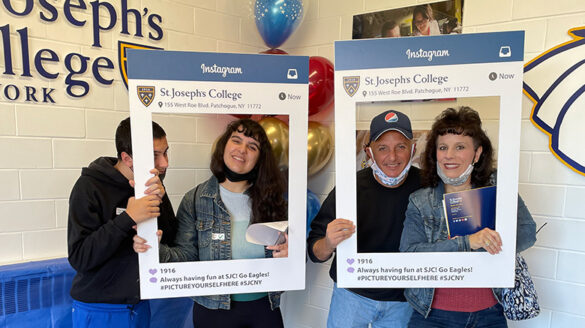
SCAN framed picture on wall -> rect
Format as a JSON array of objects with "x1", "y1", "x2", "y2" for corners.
[{"x1": 352, "y1": 0, "x2": 464, "y2": 39}]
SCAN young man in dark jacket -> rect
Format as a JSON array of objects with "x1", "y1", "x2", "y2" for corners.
[{"x1": 67, "y1": 118, "x2": 177, "y2": 328}]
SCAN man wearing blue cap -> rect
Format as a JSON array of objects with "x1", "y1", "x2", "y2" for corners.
[{"x1": 308, "y1": 110, "x2": 421, "y2": 328}]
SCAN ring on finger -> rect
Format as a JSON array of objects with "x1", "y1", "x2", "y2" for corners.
[{"x1": 485, "y1": 241, "x2": 490, "y2": 246}]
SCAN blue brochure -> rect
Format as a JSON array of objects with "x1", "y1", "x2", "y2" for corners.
[{"x1": 443, "y1": 186, "x2": 497, "y2": 238}]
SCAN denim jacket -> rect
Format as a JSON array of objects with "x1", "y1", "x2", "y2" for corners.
[
  {"x1": 399, "y1": 181, "x2": 537, "y2": 317},
  {"x1": 160, "y1": 176, "x2": 282, "y2": 310}
]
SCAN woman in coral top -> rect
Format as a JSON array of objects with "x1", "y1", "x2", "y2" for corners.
[{"x1": 400, "y1": 107, "x2": 536, "y2": 327}]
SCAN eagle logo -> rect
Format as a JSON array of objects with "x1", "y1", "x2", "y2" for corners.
[
  {"x1": 118, "y1": 41, "x2": 163, "y2": 88},
  {"x1": 523, "y1": 26, "x2": 585, "y2": 175}
]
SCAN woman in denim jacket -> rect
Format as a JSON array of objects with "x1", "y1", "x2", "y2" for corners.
[
  {"x1": 135, "y1": 119, "x2": 288, "y2": 328},
  {"x1": 399, "y1": 107, "x2": 536, "y2": 327}
]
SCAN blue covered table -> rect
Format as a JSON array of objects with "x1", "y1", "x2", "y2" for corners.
[{"x1": 0, "y1": 258, "x2": 192, "y2": 328}]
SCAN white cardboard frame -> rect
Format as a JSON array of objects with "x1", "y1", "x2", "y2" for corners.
[
  {"x1": 334, "y1": 32, "x2": 525, "y2": 288},
  {"x1": 128, "y1": 50, "x2": 308, "y2": 299}
]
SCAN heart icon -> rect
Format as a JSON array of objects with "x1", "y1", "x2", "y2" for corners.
[
  {"x1": 149, "y1": 277, "x2": 157, "y2": 283},
  {"x1": 346, "y1": 258, "x2": 355, "y2": 265},
  {"x1": 149, "y1": 269, "x2": 157, "y2": 275},
  {"x1": 347, "y1": 267, "x2": 355, "y2": 273}
]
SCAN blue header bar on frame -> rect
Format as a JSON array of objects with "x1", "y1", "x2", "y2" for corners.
[
  {"x1": 127, "y1": 50, "x2": 309, "y2": 84},
  {"x1": 335, "y1": 31, "x2": 525, "y2": 70}
]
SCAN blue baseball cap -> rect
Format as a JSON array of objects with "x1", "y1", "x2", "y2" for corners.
[{"x1": 369, "y1": 110, "x2": 413, "y2": 143}]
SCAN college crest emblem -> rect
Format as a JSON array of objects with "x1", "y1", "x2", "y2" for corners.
[
  {"x1": 137, "y1": 86, "x2": 155, "y2": 107},
  {"x1": 118, "y1": 41, "x2": 163, "y2": 88},
  {"x1": 343, "y1": 76, "x2": 360, "y2": 97}
]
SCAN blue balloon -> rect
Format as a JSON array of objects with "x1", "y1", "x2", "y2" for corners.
[
  {"x1": 306, "y1": 189, "x2": 321, "y2": 236},
  {"x1": 254, "y1": 0, "x2": 304, "y2": 49}
]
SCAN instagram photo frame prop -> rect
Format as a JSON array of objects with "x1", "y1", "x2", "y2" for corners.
[
  {"x1": 334, "y1": 32, "x2": 525, "y2": 288},
  {"x1": 128, "y1": 50, "x2": 308, "y2": 299}
]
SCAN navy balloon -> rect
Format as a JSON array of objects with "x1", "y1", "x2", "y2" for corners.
[
  {"x1": 254, "y1": 0, "x2": 304, "y2": 49},
  {"x1": 306, "y1": 189, "x2": 321, "y2": 236}
]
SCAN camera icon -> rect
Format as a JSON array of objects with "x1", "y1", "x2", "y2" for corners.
[{"x1": 287, "y1": 69, "x2": 298, "y2": 79}]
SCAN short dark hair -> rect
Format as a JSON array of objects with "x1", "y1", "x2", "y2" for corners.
[
  {"x1": 381, "y1": 21, "x2": 398, "y2": 36},
  {"x1": 210, "y1": 119, "x2": 286, "y2": 224},
  {"x1": 421, "y1": 107, "x2": 495, "y2": 188},
  {"x1": 115, "y1": 117, "x2": 166, "y2": 159}
]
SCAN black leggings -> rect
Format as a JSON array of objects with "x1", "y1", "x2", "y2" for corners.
[{"x1": 193, "y1": 296, "x2": 284, "y2": 328}]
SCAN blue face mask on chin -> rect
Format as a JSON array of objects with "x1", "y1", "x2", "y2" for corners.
[
  {"x1": 436, "y1": 162, "x2": 474, "y2": 186},
  {"x1": 368, "y1": 145, "x2": 414, "y2": 187}
]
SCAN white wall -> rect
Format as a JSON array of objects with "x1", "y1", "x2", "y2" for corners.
[{"x1": 1, "y1": 1, "x2": 584, "y2": 327}]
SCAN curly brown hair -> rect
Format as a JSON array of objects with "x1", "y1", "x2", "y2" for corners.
[
  {"x1": 421, "y1": 107, "x2": 495, "y2": 188},
  {"x1": 210, "y1": 119, "x2": 287, "y2": 224}
]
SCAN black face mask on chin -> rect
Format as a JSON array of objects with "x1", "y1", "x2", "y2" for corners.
[{"x1": 223, "y1": 163, "x2": 258, "y2": 183}]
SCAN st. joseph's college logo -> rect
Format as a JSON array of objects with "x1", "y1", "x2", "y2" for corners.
[
  {"x1": 137, "y1": 86, "x2": 155, "y2": 107},
  {"x1": 343, "y1": 76, "x2": 360, "y2": 97}
]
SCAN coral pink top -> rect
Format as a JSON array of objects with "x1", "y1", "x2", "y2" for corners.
[{"x1": 431, "y1": 288, "x2": 498, "y2": 312}]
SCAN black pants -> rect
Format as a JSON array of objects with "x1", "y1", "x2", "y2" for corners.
[{"x1": 193, "y1": 296, "x2": 284, "y2": 328}]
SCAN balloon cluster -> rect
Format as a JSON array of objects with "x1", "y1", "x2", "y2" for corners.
[
  {"x1": 251, "y1": 0, "x2": 334, "y2": 177},
  {"x1": 251, "y1": 1, "x2": 329, "y2": 237},
  {"x1": 253, "y1": 0, "x2": 334, "y2": 117}
]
